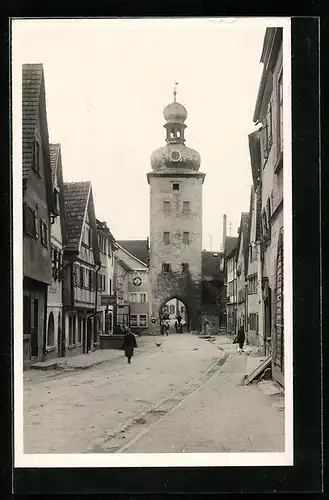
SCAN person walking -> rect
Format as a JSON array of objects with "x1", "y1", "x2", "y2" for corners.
[
  {"x1": 122, "y1": 328, "x2": 138, "y2": 364},
  {"x1": 236, "y1": 323, "x2": 245, "y2": 354}
]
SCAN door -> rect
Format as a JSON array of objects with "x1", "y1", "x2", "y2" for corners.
[
  {"x1": 31, "y1": 298, "x2": 39, "y2": 358},
  {"x1": 82, "y1": 318, "x2": 87, "y2": 353},
  {"x1": 57, "y1": 312, "x2": 65, "y2": 357}
]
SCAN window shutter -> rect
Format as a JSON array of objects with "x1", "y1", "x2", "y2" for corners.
[{"x1": 34, "y1": 214, "x2": 39, "y2": 238}]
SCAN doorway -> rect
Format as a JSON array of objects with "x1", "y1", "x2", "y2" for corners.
[
  {"x1": 160, "y1": 298, "x2": 189, "y2": 333},
  {"x1": 57, "y1": 312, "x2": 65, "y2": 357},
  {"x1": 30, "y1": 298, "x2": 39, "y2": 358}
]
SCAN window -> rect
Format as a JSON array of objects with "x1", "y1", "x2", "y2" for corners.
[
  {"x1": 88, "y1": 228, "x2": 92, "y2": 247},
  {"x1": 53, "y1": 188, "x2": 60, "y2": 214},
  {"x1": 249, "y1": 313, "x2": 259, "y2": 332},
  {"x1": 139, "y1": 314, "x2": 147, "y2": 327},
  {"x1": 80, "y1": 266, "x2": 84, "y2": 287},
  {"x1": 278, "y1": 71, "x2": 283, "y2": 152},
  {"x1": 89, "y1": 269, "x2": 93, "y2": 290},
  {"x1": 130, "y1": 315, "x2": 138, "y2": 327},
  {"x1": 163, "y1": 232, "x2": 170, "y2": 244},
  {"x1": 130, "y1": 293, "x2": 137, "y2": 303},
  {"x1": 77, "y1": 317, "x2": 83, "y2": 343},
  {"x1": 183, "y1": 201, "x2": 190, "y2": 213},
  {"x1": 40, "y1": 219, "x2": 48, "y2": 247},
  {"x1": 181, "y1": 262, "x2": 189, "y2": 272},
  {"x1": 24, "y1": 204, "x2": 38, "y2": 238},
  {"x1": 164, "y1": 201, "x2": 170, "y2": 212},
  {"x1": 261, "y1": 210, "x2": 269, "y2": 235},
  {"x1": 109, "y1": 278, "x2": 112, "y2": 295},
  {"x1": 162, "y1": 263, "x2": 171, "y2": 273},
  {"x1": 32, "y1": 138, "x2": 40, "y2": 174},
  {"x1": 248, "y1": 275, "x2": 258, "y2": 294},
  {"x1": 52, "y1": 246, "x2": 62, "y2": 280},
  {"x1": 172, "y1": 183, "x2": 180, "y2": 191},
  {"x1": 140, "y1": 293, "x2": 147, "y2": 303},
  {"x1": 183, "y1": 232, "x2": 190, "y2": 245}
]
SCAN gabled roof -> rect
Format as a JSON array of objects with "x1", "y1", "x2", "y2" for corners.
[
  {"x1": 117, "y1": 240, "x2": 149, "y2": 266},
  {"x1": 49, "y1": 143, "x2": 60, "y2": 184},
  {"x1": 96, "y1": 219, "x2": 116, "y2": 245},
  {"x1": 235, "y1": 212, "x2": 251, "y2": 276},
  {"x1": 63, "y1": 181, "x2": 90, "y2": 252},
  {"x1": 224, "y1": 236, "x2": 238, "y2": 259},
  {"x1": 50, "y1": 143, "x2": 67, "y2": 245},
  {"x1": 248, "y1": 129, "x2": 262, "y2": 188},
  {"x1": 22, "y1": 63, "x2": 53, "y2": 210},
  {"x1": 63, "y1": 181, "x2": 100, "y2": 263},
  {"x1": 202, "y1": 251, "x2": 224, "y2": 281}
]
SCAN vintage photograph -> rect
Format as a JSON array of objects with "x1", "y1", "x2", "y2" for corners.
[{"x1": 13, "y1": 17, "x2": 292, "y2": 467}]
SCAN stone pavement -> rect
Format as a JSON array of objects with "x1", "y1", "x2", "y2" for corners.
[
  {"x1": 23, "y1": 333, "x2": 225, "y2": 453},
  {"x1": 118, "y1": 345, "x2": 285, "y2": 454}
]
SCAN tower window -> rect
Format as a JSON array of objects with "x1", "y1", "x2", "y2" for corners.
[
  {"x1": 183, "y1": 232, "x2": 190, "y2": 245},
  {"x1": 163, "y1": 232, "x2": 170, "y2": 244},
  {"x1": 172, "y1": 183, "x2": 180, "y2": 191},
  {"x1": 162, "y1": 263, "x2": 171, "y2": 273},
  {"x1": 183, "y1": 201, "x2": 190, "y2": 213},
  {"x1": 164, "y1": 201, "x2": 170, "y2": 212},
  {"x1": 181, "y1": 263, "x2": 189, "y2": 272}
]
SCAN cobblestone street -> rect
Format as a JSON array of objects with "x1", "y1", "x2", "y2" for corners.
[{"x1": 24, "y1": 334, "x2": 284, "y2": 454}]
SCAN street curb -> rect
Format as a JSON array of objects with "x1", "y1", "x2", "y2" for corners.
[
  {"x1": 93, "y1": 349, "x2": 229, "y2": 453},
  {"x1": 116, "y1": 351, "x2": 230, "y2": 453}
]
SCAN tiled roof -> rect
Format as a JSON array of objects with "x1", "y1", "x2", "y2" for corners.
[
  {"x1": 236, "y1": 212, "x2": 251, "y2": 274},
  {"x1": 202, "y1": 251, "x2": 224, "y2": 280},
  {"x1": 248, "y1": 129, "x2": 262, "y2": 187},
  {"x1": 117, "y1": 240, "x2": 149, "y2": 266},
  {"x1": 224, "y1": 236, "x2": 238, "y2": 258},
  {"x1": 63, "y1": 181, "x2": 91, "y2": 252},
  {"x1": 22, "y1": 64, "x2": 44, "y2": 182},
  {"x1": 49, "y1": 143, "x2": 60, "y2": 183}
]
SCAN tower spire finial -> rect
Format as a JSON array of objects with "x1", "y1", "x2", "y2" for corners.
[{"x1": 173, "y1": 81, "x2": 179, "y2": 102}]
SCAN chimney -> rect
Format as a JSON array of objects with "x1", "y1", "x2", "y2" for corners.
[{"x1": 222, "y1": 214, "x2": 227, "y2": 249}]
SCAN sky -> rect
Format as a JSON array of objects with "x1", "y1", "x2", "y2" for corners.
[{"x1": 13, "y1": 18, "x2": 274, "y2": 250}]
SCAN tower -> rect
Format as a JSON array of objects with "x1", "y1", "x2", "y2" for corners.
[{"x1": 147, "y1": 86, "x2": 205, "y2": 332}]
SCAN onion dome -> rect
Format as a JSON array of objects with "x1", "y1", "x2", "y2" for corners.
[
  {"x1": 163, "y1": 101, "x2": 187, "y2": 123},
  {"x1": 150, "y1": 84, "x2": 201, "y2": 172}
]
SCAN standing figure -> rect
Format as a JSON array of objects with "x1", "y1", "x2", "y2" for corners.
[
  {"x1": 203, "y1": 317, "x2": 210, "y2": 335},
  {"x1": 236, "y1": 323, "x2": 245, "y2": 354},
  {"x1": 122, "y1": 328, "x2": 138, "y2": 364}
]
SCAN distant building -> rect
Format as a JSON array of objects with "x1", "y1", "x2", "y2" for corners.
[
  {"x1": 62, "y1": 181, "x2": 101, "y2": 355},
  {"x1": 46, "y1": 143, "x2": 67, "y2": 359},
  {"x1": 224, "y1": 236, "x2": 238, "y2": 336},
  {"x1": 115, "y1": 240, "x2": 149, "y2": 334},
  {"x1": 201, "y1": 251, "x2": 226, "y2": 334},
  {"x1": 22, "y1": 64, "x2": 54, "y2": 366},
  {"x1": 96, "y1": 220, "x2": 117, "y2": 335},
  {"x1": 147, "y1": 89, "x2": 205, "y2": 332},
  {"x1": 252, "y1": 27, "x2": 284, "y2": 386},
  {"x1": 235, "y1": 213, "x2": 250, "y2": 333}
]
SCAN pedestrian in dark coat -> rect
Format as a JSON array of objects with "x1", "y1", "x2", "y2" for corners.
[
  {"x1": 122, "y1": 329, "x2": 138, "y2": 364},
  {"x1": 237, "y1": 325, "x2": 245, "y2": 351}
]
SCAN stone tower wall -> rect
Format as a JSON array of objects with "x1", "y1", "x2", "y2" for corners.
[{"x1": 149, "y1": 173, "x2": 203, "y2": 332}]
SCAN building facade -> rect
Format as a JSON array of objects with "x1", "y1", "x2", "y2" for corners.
[
  {"x1": 22, "y1": 64, "x2": 54, "y2": 366},
  {"x1": 235, "y1": 213, "x2": 250, "y2": 334},
  {"x1": 224, "y1": 236, "x2": 238, "y2": 337},
  {"x1": 115, "y1": 241, "x2": 149, "y2": 334},
  {"x1": 45, "y1": 143, "x2": 67, "y2": 360},
  {"x1": 62, "y1": 181, "x2": 101, "y2": 356},
  {"x1": 245, "y1": 186, "x2": 263, "y2": 348},
  {"x1": 96, "y1": 220, "x2": 117, "y2": 335},
  {"x1": 253, "y1": 27, "x2": 284, "y2": 385},
  {"x1": 147, "y1": 90, "x2": 205, "y2": 332}
]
